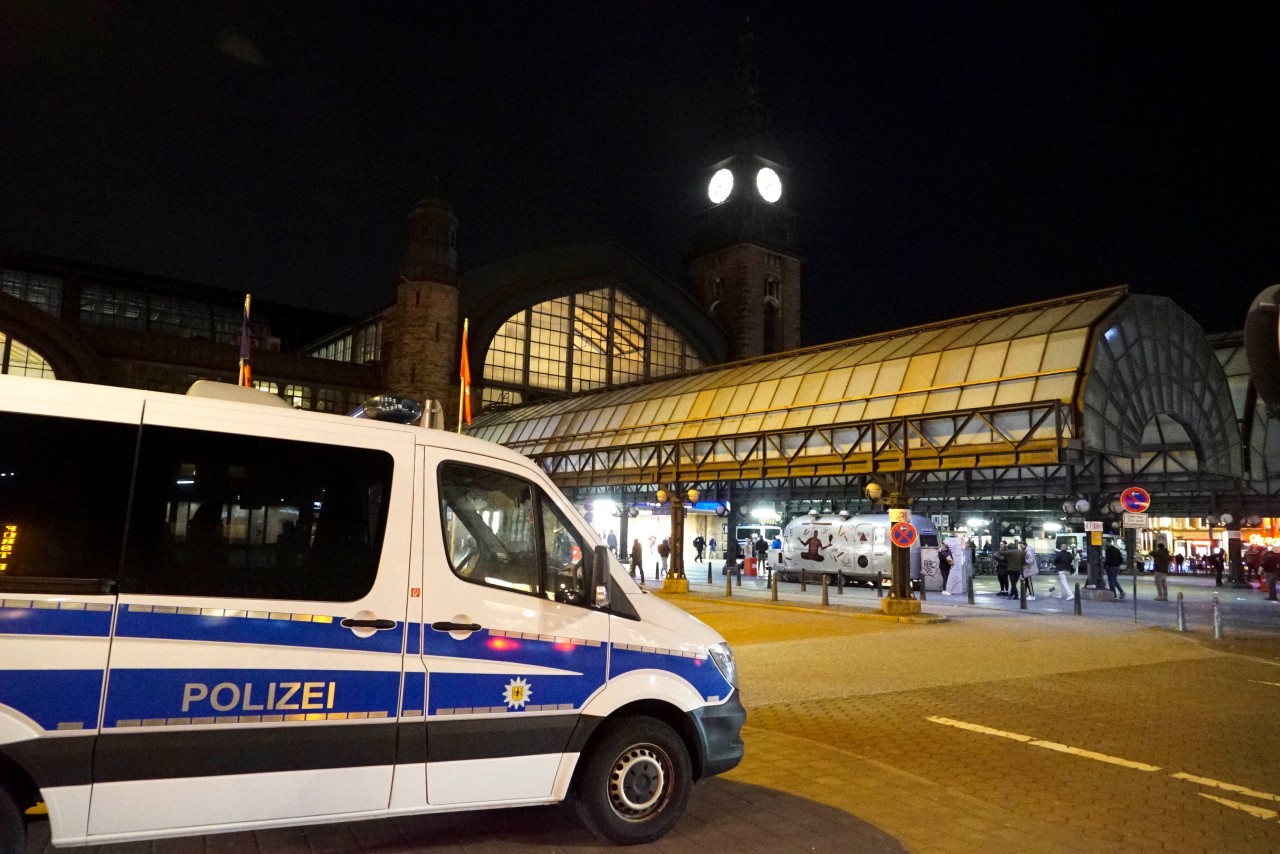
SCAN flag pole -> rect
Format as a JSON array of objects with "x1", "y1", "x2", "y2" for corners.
[
  {"x1": 457, "y1": 317, "x2": 471, "y2": 433},
  {"x1": 238, "y1": 293, "x2": 253, "y2": 387}
]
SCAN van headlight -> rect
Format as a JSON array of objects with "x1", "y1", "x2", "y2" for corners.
[{"x1": 708, "y1": 642, "x2": 738, "y2": 689}]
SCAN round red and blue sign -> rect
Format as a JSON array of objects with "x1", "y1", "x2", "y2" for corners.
[
  {"x1": 1120, "y1": 487, "x2": 1151, "y2": 513},
  {"x1": 890, "y1": 522, "x2": 918, "y2": 549}
]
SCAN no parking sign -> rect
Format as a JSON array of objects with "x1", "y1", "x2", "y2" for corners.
[{"x1": 890, "y1": 522, "x2": 918, "y2": 549}]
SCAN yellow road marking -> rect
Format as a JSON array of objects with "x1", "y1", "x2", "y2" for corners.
[
  {"x1": 926, "y1": 716, "x2": 1156, "y2": 771},
  {"x1": 924, "y1": 716, "x2": 1032, "y2": 742},
  {"x1": 1172, "y1": 773, "x2": 1280, "y2": 804},
  {"x1": 1029, "y1": 740, "x2": 1160, "y2": 772},
  {"x1": 1199, "y1": 793, "x2": 1279, "y2": 820},
  {"x1": 1248, "y1": 680, "x2": 1280, "y2": 688}
]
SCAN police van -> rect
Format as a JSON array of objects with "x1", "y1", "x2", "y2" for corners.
[{"x1": 0, "y1": 375, "x2": 744, "y2": 850}]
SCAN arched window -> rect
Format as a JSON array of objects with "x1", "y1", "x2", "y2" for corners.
[
  {"x1": 762, "y1": 299, "x2": 781, "y2": 356},
  {"x1": 482, "y1": 287, "x2": 703, "y2": 406},
  {"x1": 0, "y1": 331, "x2": 56, "y2": 379}
]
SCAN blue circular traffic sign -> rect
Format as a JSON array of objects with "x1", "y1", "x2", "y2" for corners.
[
  {"x1": 890, "y1": 522, "x2": 918, "y2": 548},
  {"x1": 1121, "y1": 487, "x2": 1151, "y2": 513}
]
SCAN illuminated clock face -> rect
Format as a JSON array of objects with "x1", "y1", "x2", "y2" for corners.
[
  {"x1": 756, "y1": 167, "x2": 782, "y2": 203},
  {"x1": 708, "y1": 168, "x2": 734, "y2": 204}
]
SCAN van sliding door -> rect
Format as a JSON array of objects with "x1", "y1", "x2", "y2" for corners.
[{"x1": 89, "y1": 399, "x2": 414, "y2": 838}]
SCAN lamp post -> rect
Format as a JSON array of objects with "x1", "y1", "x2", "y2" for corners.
[
  {"x1": 658, "y1": 484, "x2": 697, "y2": 592},
  {"x1": 866, "y1": 474, "x2": 920, "y2": 616}
]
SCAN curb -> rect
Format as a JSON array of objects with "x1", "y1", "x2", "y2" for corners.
[{"x1": 654, "y1": 590, "x2": 948, "y2": 624}]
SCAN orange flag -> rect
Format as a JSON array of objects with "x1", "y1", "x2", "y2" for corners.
[{"x1": 459, "y1": 318, "x2": 472, "y2": 426}]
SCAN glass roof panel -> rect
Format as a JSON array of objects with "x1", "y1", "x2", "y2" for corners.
[
  {"x1": 1055, "y1": 297, "x2": 1115, "y2": 331},
  {"x1": 980, "y1": 312, "x2": 1035, "y2": 343},
  {"x1": 924, "y1": 389, "x2": 962, "y2": 413},
  {"x1": 828, "y1": 342, "x2": 879, "y2": 369},
  {"x1": 872, "y1": 358, "x2": 909, "y2": 395},
  {"x1": 834, "y1": 400, "x2": 866, "y2": 422},
  {"x1": 751, "y1": 379, "x2": 780, "y2": 410},
  {"x1": 1016, "y1": 303, "x2": 1076, "y2": 336},
  {"x1": 934, "y1": 347, "x2": 973, "y2": 388},
  {"x1": 728, "y1": 383, "x2": 758, "y2": 414},
  {"x1": 993, "y1": 377, "x2": 1036, "y2": 406},
  {"x1": 966, "y1": 341, "x2": 1011, "y2": 384},
  {"x1": 1042, "y1": 328, "x2": 1089, "y2": 371},
  {"x1": 950, "y1": 317, "x2": 1004, "y2": 348},
  {"x1": 903, "y1": 351, "x2": 942, "y2": 392},
  {"x1": 770, "y1": 375, "x2": 803, "y2": 409},
  {"x1": 846, "y1": 363, "x2": 880, "y2": 399},
  {"x1": 1004, "y1": 334, "x2": 1047, "y2": 376},
  {"x1": 863, "y1": 398, "x2": 895, "y2": 420},
  {"x1": 892, "y1": 392, "x2": 928, "y2": 417},
  {"x1": 795, "y1": 372, "x2": 827, "y2": 406},
  {"x1": 819, "y1": 368, "x2": 854, "y2": 404},
  {"x1": 957, "y1": 384, "x2": 997, "y2": 410},
  {"x1": 1033, "y1": 374, "x2": 1077, "y2": 403}
]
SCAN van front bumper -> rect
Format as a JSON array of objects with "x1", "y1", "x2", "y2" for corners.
[{"x1": 692, "y1": 691, "x2": 745, "y2": 778}]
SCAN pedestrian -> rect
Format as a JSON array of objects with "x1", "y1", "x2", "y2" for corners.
[
  {"x1": 1019, "y1": 541, "x2": 1037, "y2": 600},
  {"x1": 708, "y1": 535, "x2": 718, "y2": 560},
  {"x1": 657, "y1": 538, "x2": 671, "y2": 577},
  {"x1": 1151, "y1": 542, "x2": 1172, "y2": 601},
  {"x1": 1263, "y1": 545, "x2": 1280, "y2": 601},
  {"x1": 1001, "y1": 540, "x2": 1026, "y2": 600},
  {"x1": 606, "y1": 529, "x2": 618, "y2": 557},
  {"x1": 693, "y1": 533, "x2": 706, "y2": 561},
  {"x1": 938, "y1": 541, "x2": 953, "y2": 591},
  {"x1": 1209, "y1": 547, "x2": 1226, "y2": 587},
  {"x1": 995, "y1": 540, "x2": 1010, "y2": 595},
  {"x1": 1052, "y1": 542, "x2": 1075, "y2": 600},
  {"x1": 1174, "y1": 552, "x2": 1185, "y2": 574},
  {"x1": 648, "y1": 535, "x2": 656, "y2": 556},
  {"x1": 1104, "y1": 540, "x2": 1126, "y2": 600},
  {"x1": 629, "y1": 538, "x2": 645, "y2": 583},
  {"x1": 754, "y1": 534, "x2": 770, "y2": 573}
]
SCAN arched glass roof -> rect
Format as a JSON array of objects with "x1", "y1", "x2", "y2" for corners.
[{"x1": 469, "y1": 288, "x2": 1127, "y2": 486}]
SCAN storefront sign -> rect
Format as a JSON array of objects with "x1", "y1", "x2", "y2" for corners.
[
  {"x1": 1090, "y1": 532, "x2": 1103, "y2": 545},
  {"x1": 1084, "y1": 521, "x2": 1103, "y2": 532},
  {"x1": 1227, "y1": 530, "x2": 1242, "y2": 540}
]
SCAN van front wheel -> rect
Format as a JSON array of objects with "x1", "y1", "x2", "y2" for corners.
[
  {"x1": 0, "y1": 782, "x2": 27, "y2": 854},
  {"x1": 574, "y1": 716, "x2": 693, "y2": 845}
]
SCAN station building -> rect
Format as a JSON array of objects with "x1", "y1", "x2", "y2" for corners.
[{"x1": 0, "y1": 22, "x2": 1274, "y2": 577}]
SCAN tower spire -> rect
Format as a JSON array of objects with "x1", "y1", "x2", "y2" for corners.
[{"x1": 728, "y1": 16, "x2": 768, "y2": 138}]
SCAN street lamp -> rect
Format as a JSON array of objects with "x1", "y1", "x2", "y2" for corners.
[{"x1": 866, "y1": 474, "x2": 918, "y2": 615}]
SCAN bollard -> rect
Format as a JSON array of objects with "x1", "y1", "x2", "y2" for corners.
[
  {"x1": 1132, "y1": 570, "x2": 1138, "y2": 623},
  {"x1": 876, "y1": 572, "x2": 883, "y2": 598},
  {"x1": 1074, "y1": 583, "x2": 1082, "y2": 616},
  {"x1": 735, "y1": 563, "x2": 742, "y2": 586},
  {"x1": 821, "y1": 574, "x2": 829, "y2": 607},
  {"x1": 836, "y1": 572, "x2": 844, "y2": 595},
  {"x1": 771, "y1": 568, "x2": 779, "y2": 602},
  {"x1": 800, "y1": 567, "x2": 807, "y2": 593},
  {"x1": 724, "y1": 571, "x2": 732, "y2": 597},
  {"x1": 707, "y1": 563, "x2": 712, "y2": 585},
  {"x1": 919, "y1": 578, "x2": 927, "y2": 602},
  {"x1": 1019, "y1": 584, "x2": 1027, "y2": 610},
  {"x1": 1177, "y1": 591, "x2": 1186, "y2": 632},
  {"x1": 1213, "y1": 595, "x2": 1222, "y2": 639},
  {"x1": 966, "y1": 573, "x2": 974, "y2": 605}
]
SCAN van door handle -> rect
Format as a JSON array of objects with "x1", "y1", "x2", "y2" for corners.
[
  {"x1": 431, "y1": 621, "x2": 482, "y2": 633},
  {"x1": 340, "y1": 618, "x2": 398, "y2": 630}
]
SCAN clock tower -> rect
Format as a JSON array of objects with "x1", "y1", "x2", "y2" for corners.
[{"x1": 689, "y1": 18, "x2": 801, "y2": 361}]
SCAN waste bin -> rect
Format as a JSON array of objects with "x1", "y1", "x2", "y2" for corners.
[{"x1": 744, "y1": 557, "x2": 757, "y2": 576}]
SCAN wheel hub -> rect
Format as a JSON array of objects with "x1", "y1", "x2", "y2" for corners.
[{"x1": 609, "y1": 745, "x2": 668, "y2": 818}]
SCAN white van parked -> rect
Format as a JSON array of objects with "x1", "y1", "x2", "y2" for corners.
[{"x1": 0, "y1": 376, "x2": 743, "y2": 849}]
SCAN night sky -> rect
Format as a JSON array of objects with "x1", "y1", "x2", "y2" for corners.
[{"x1": 1, "y1": 2, "x2": 1275, "y2": 344}]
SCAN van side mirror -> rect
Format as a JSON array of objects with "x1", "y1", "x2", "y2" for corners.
[{"x1": 591, "y1": 544, "x2": 611, "y2": 608}]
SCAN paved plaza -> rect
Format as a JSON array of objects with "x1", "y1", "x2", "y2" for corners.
[{"x1": 26, "y1": 588, "x2": 1280, "y2": 854}]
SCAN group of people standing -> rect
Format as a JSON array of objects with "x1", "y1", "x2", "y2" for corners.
[
  {"x1": 609, "y1": 530, "x2": 719, "y2": 584},
  {"x1": 993, "y1": 540, "x2": 1039, "y2": 600}
]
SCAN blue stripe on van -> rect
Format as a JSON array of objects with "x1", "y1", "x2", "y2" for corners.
[
  {"x1": 420, "y1": 629, "x2": 607, "y2": 714},
  {"x1": 0, "y1": 603, "x2": 112, "y2": 638},
  {"x1": 114, "y1": 607, "x2": 403, "y2": 654},
  {"x1": 610, "y1": 647, "x2": 732, "y2": 701},
  {"x1": 103, "y1": 668, "x2": 402, "y2": 725},
  {"x1": 0, "y1": 670, "x2": 103, "y2": 731}
]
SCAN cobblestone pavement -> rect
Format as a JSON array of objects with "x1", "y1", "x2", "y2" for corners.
[{"x1": 26, "y1": 597, "x2": 1280, "y2": 853}]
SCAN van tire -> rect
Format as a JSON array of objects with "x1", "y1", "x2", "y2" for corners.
[
  {"x1": 0, "y1": 782, "x2": 26, "y2": 854},
  {"x1": 573, "y1": 716, "x2": 693, "y2": 845}
]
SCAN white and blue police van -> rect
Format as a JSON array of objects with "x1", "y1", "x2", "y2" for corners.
[{"x1": 0, "y1": 375, "x2": 744, "y2": 849}]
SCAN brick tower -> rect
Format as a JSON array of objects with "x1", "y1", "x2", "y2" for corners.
[
  {"x1": 688, "y1": 18, "x2": 801, "y2": 361},
  {"x1": 384, "y1": 188, "x2": 461, "y2": 424}
]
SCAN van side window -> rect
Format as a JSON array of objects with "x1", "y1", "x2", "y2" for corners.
[
  {"x1": 0, "y1": 412, "x2": 136, "y2": 584},
  {"x1": 121, "y1": 425, "x2": 393, "y2": 600},
  {"x1": 438, "y1": 463, "x2": 590, "y2": 605}
]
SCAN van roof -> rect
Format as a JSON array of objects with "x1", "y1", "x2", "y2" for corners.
[{"x1": 0, "y1": 375, "x2": 536, "y2": 470}]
